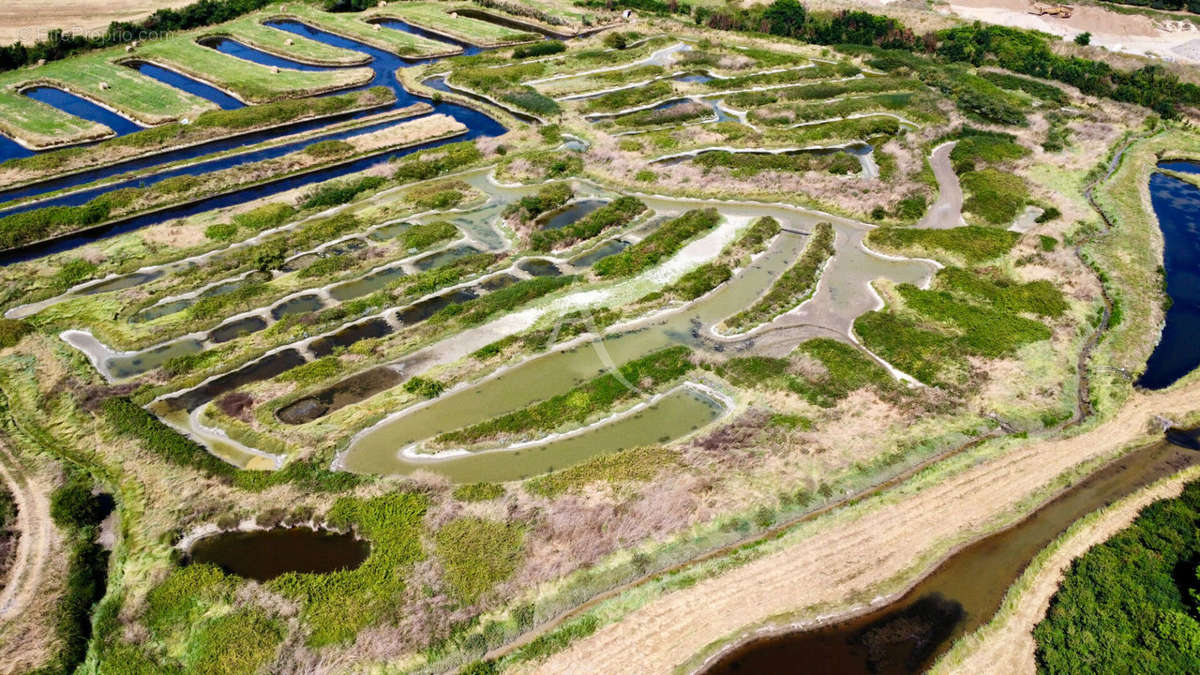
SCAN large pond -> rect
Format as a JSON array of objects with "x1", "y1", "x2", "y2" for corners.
[
  {"x1": 188, "y1": 527, "x2": 369, "y2": 581},
  {"x1": 703, "y1": 438, "x2": 1199, "y2": 674},
  {"x1": 1137, "y1": 162, "x2": 1200, "y2": 390}
]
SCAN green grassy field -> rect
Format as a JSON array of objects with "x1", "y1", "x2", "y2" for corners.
[
  {"x1": 0, "y1": 49, "x2": 215, "y2": 147},
  {"x1": 373, "y1": 2, "x2": 538, "y2": 46},
  {"x1": 138, "y1": 39, "x2": 373, "y2": 103},
  {"x1": 280, "y1": 4, "x2": 461, "y2": 57},
  {"x1": 207, "y1": 16, "x2": 370, "y2": 66}
]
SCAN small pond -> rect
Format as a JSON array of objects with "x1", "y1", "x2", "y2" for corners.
[{"x1": 188, "y1": 527, "x2": 369, "y2": 581}]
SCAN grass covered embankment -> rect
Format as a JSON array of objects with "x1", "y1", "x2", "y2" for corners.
[{"x1": 0, "y1": 87, "x2": 396, "y2": 188}]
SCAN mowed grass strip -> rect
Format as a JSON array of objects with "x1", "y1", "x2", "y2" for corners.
[
  {"x1": 435, "y1": 346, "x2": 694, "y2": 446},
  {"x1": 0, "y1": 90, "x2": 109, "y2": 149},
  {"x1": 210, "y1": 16, "x2": 369, "y2": 66},
  {"x1": 724, "y1": 222, "x2": 835, "y2": 332},
  {"x1": 138, "y1": 39, "x2": 373, "y2": 103},
  {"x1": 372, "y1": 2, "x2": 538, "y2": 46},
  {"x1": 279, "y1": 4, "x2": 460, "y2": 58}
]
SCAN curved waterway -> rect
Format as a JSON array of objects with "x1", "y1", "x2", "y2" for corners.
[
  {"x1": 188, "y1": 527, "x2": 369, "y2": 581},
  {"x1": 704, "y1": 438, "x2": 1200, "y2": 675},
  {"x1": 336, "y1": 195, "x2": 935, "y2": 480},
  {"x1": 0, "y1": 16, "x2": 512, "y2": 262},
  {"x1": 1137, "y1": 162, "x2": 1200, "y2": 390}
]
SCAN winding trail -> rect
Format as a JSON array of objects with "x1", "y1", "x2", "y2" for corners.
[
  {"x1": 0, "y1": 438, "x2": 52, "y2": 624},
  {"x1": 917, "y1": 141, "x2": 966, "y2": 229}
]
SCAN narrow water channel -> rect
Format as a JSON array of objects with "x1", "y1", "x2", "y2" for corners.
[
  {"x1": 0, "y1": 17, "x2": 511, "y2": 264},
  {"x1": 23, "y1": 86, "x2": 144, "y2": 135},
  {"x1": 1137, "y1": 162, "x2": 1200, "y2": 390},
  {"x1": 704, "y1": 439, "x2": 1199, "y2": 675}
]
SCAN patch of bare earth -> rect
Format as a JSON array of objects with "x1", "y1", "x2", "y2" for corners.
[
  {"x1": 529, "y1": 382, "x2": 1200, "y2": 674},
  {"x1": 0, "y1": 1, "x2": 194, "y2": 45}
]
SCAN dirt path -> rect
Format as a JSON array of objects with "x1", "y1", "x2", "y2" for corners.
[
  {"x1": 530, "y1": 383, "x2": 1200, "y2": 674},
  {"x1": 917, "y1": 141, "x2": 965, "y2": 230},
  {"x1": 941, "y1": 467, "x2": 1199, "y2": 675},
  {"x1": 0, "y1": 438, "x2": 51, "y2": 622}
]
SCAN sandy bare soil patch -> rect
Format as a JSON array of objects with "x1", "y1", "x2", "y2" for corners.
[
  {"x1": 947, "y1": 0, "x2": 1200, "y2": 63},
  {"x1": 531, "y1": 382, "x2": 1200, "y2": 674},
  {"x1": 0, "y1": 1, "x2": 194, "y2": 46}
]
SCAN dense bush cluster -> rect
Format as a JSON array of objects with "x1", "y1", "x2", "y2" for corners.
[
  {"x1": 595, "y1": 208, "x2": 720, "y2": 278},
  {"x1": 530, "y1": 196, "x2": 645, "y2": 251},
  {"x1": 301, "y1": 176, "x2": 387, "y2": 210},
  {"x1": 503, "y1": 183, "x2": 572, "y2": 223},
  {"x1": 391, "y1": 141, "x2": 483, "y2": 183},
  {"x1": 512, "y1": 40, "x2": 566, "y2": 59},
  {"x1": 1034, "y1": 480, "x2": 1200, "y2": 672},
  {"x1": 102, "y1": 397, "x2": 236, "y2": 479}
]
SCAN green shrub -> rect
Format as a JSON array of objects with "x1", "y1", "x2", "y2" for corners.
[
  {"x1": 595, "y1": 209, "x2": 720, "y2": 278},
  {"x1": 403, "y1": 376, "x2": 445, "y2": 399},
  {"x1": 530, "y1": 196, "x2": 645, "y2": 252},
  {"x1": 278, "y1": 356, "x2": 341, "y2": 384},
  {"x1": 512, "y1": 40, "x2": 566, "y2": 59},
  {"x1": 102, "y1": 398, "x2": 235, "y2": 478},
  {"x1": 502, "y1": 183, "x2": 572, "y2": 222},
  {"x1": 432, "y1": 276, "x2": 575, "y2": 326},
  {"x1": 53, "y1": 258, "x2": 99, "y2": 290},
  {"x1": 789, "y1": 338, "x2": 895, "y2": 406},
  {"x1": 453, "y1": 482, "x2": 505, "y2": 502},
  {"x1": 301, "y1": 176, "x2": 387, "y2": 210},
  {"x1": 1039, "y1": 234, "x2": 1058, "y2": 251},
  {"x1": 303, "y1": 139, "x2": 354, "y2": 158},
  {"x1": 666, "y1": 262, "x2": 731, "y2": 300},
  {"x1": 936, "y1": 267, "x2": 1067, "y2": 317},
  {"x1": 50, "y1": 476, "x2": 110, "y2": 529},
  {"x1": 0, "y1": 318, "x2": 30, "y2": 348},
  {"x1": 1035, "y1": 206, "x2": 1061, "y2": 223},
  {"x1": 961, "y1": 168, "x2": 1029, "y2": 224},
  {"x1": 867, "y1": 226, "x2": 1019, "y2": 263},
  {"x1": 438, "y1": 347, "x2": 692, "y2": 445},
  {"x1": 233, "y1": 202, "x2": 295, "y2": 232},
  {"x1": 402, "y1": 221, "x2": 458, "y2": 250},
  {"x1": 392, "y1": 142, "x2": 482, "y2": 183},
  {"x1": 435, "y1": 517, "x2": 525, "y2": 603},
  {"x1": 297, "y1": 254, "x2": 355, "y2": 279},
  {"x1": 204, "y1": 222, "x2": 239, "y2": 242}
]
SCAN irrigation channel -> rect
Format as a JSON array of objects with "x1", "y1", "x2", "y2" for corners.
[
  {"x1": 1136, "y1": 161, "x2": 1200, "y2": 390},
  {"x1": 0, "y1": 17, "x2": 515, "y2": 263},
  {"x1": 703, "y1": 437, "x2": 1200, "y2": 674}
]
